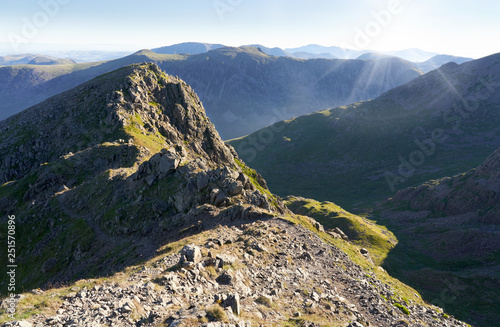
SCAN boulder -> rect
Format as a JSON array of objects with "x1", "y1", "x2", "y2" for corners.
[
  {"x1": 179, "y1": 244, "x2": 202, "y2": 264},
  {"x1": 225, "y1": 293, "x2": 241, "y2": 315}
]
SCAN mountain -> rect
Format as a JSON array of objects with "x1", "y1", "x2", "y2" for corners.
[
  {"x1": 243, "y1": 44, "x2": 293, "y2": 57},
  {"x1": 158, "y1": 47, "x2": 422, "y2": 138},
  {"x1": 292, "y1": 52, "x2": 338, "y2": 59},
  {"x1": 285, "y1": 45, "x2": 439, "y2": 62},
  {"x1": 152, "y1": 42, "x2": 226, "y2": 55},
  {"x1": 417, "y1": 54, "x2": 474, "y2": 73},
  {"x1": 0, "y1": 62, "x2": 285, "y2": 290},
  {"x1": 377, "y1": 146, "x2": 500, "y2": 326},
  {"x1": 228, "y1": 53, "x2": 500, "y2": 210},
  {"x1": 26, "y1": 56, "x2": 76, "y2": 65},
  {"x1": 285, "y1": 44, "x2": 368, "y2": 59},
  {"x1": 356, "y1": 52, "x2": 395, "y2": 60},
  {"x1": 0, "y1": 63, "x2": 469, "y2": 327},
  {"x1": 0, "y1": 54, "x2": 75, "y2": 66},
  {"x1": 0, "y1": 47, "x2": 423, "y2": 139},
  {"x1": 387, "y1": 48, "x2": 439, "y2": 62},
  {"x1": 0, "y1": 50, "x2": 177, "y2": 121}
]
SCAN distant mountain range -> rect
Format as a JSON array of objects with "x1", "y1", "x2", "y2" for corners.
[
  {"x1": 0, "y1": 46, "x2": 423, "y2": 139},
  {"x1": 0, "y1": 54, "x2": 75, "y2": 66},
  {"x1": 150, "y1": 42, "x2": 447, "y2": 62},
  {"x1": 152, "y1": 42, "x2": 225, "y2": 54},
  {"x1": 228, "y1": 53, "x2": 500, "y2": 210}
]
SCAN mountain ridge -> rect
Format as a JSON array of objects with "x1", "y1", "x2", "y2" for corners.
[{"x1": 0, "y1": 63, "x2": 286, "y2": 292}]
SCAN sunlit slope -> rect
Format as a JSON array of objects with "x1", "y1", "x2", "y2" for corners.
[{"x1": 229, "y1": 53, "x2": 500, "y2": 210}]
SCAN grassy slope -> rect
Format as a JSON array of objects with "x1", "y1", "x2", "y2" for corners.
[
  {"x1": 228, "y1": 100, "x2": 498, "y2": 212},
  {"x1": 284, "y1": 196, "x2": 396, "y2": 265}
]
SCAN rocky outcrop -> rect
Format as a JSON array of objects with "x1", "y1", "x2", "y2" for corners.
[
  {"x1": 0, "y1": 63, "x2": 285, "y2": 292},
  {"x1": 1, "y1": 220, "x2": 468, "y2": 327},
  {"x1": 388, "y1": 146, "x2": 500, "y2": 224}
]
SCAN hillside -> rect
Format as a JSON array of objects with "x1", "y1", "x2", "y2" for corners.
[
  {"x1": 0, "y1": 64, "x2": 469, "y2": 327},
  {"x1": 159, "y1": 47, "x2": 422, "y2": 138},
  {"x1": 0, "y1": 54, "x2": 75, "y2": 66},
  {"x1": 416, "y1": 54, "x2": 473, "y2": 73},
  {"x1": 376, "y1": 146, "x2": 500, "y2": 326},
  {"x1": 228, "y1": 53, "x2": 500, "y2": 210},
  {"x1": 0, "y1": 47, "x2": 422, "y2": 139},
  {"x1": 0, "y1": 50, "x2": 178, "y2": 121},
  {"x1": 284, "y1": 196, "x2": 397, "y2": 265}
]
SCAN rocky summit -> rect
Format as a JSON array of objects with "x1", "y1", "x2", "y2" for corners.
[
  {"x1": 0, "y1": 62, "x2": 285, "y2": 291},
  {"x1": 0, "y1": 63, "x2": 468, "y2": 326}
]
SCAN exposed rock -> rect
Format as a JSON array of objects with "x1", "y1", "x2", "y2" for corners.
[{"x1": 179, "y1": 244, "x2": 202, "y2": 264}]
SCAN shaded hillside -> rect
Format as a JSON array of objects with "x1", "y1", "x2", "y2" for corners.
[
  {"x1": 377, "y1": 146, "x2": 500, "y2": 326},
  {"x1": 228, "y1": 53, "x2": 500, "y2": 210},
  {"x1": 159, "y1": 47, "x2": 422, "y2": 138},
  {"x1": 417, "y1": 54, "x2": 473, "y2": 73}
]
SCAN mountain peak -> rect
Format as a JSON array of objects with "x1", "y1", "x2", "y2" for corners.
[
  {"x1": 0, "y1": 63, "x2": 235, "y2": 184},
  {"x1": 0, "y1": 63, "x2": 286, "y2": 289}
]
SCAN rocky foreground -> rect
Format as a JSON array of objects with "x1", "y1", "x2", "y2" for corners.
[{"x1": 2, "y1": 218, "x2": 469, "y2": 327}]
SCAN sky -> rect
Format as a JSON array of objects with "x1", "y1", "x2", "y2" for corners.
[{"x1": 0, "y1": 0, "x2": 498, "y2": 59}]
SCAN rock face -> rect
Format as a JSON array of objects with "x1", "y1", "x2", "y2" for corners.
[
  {"x1": 389, "y1": 146, "x2": 500, "y2": 223},
  {"x1": 0, "y1": 63, "x2": 285, "y2": 292}
]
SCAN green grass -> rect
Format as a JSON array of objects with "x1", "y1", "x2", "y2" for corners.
[
  {"x1": 234, "y1": 158, "x2": 280, "y2": 208},
  {"x1": 284, "y1": 196, "x2": 396, "y2": 265},
  {"x1": 394, "y1": 303, "x2": 410, "y2": 315},
  {"x1": 124, "y1": 112, "x2": 166, "y2": 154},
  {"x1": 228, "y1": 96, "x2": 497, "y2": 212}
]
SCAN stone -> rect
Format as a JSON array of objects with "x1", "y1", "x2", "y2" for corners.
[
  {"x1": 15, "y1": 322, "x2": 33, "y2": 327},
  {"x1": 216, "y1": 270, "x2": 235, "y2": 285},
  {"x1": 225, "y1": 293, "x2": 241, "y2": 315},
  {"x1": 157, "y1": 151, "x2": 180, "y2": 175},
  {"x1": 145, "y1": 174, "x2": 157, "y2": 186},
  {"x1": 179, "y1": 244, "x2": 202, "y2": 264},
  {"x1": 314, "y1": 221, "x2": 324, "y2": 233}
]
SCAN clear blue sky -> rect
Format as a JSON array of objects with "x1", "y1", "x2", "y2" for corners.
[{"x1": 0, "y1": 0, "x2": 498, "y2": 58}]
